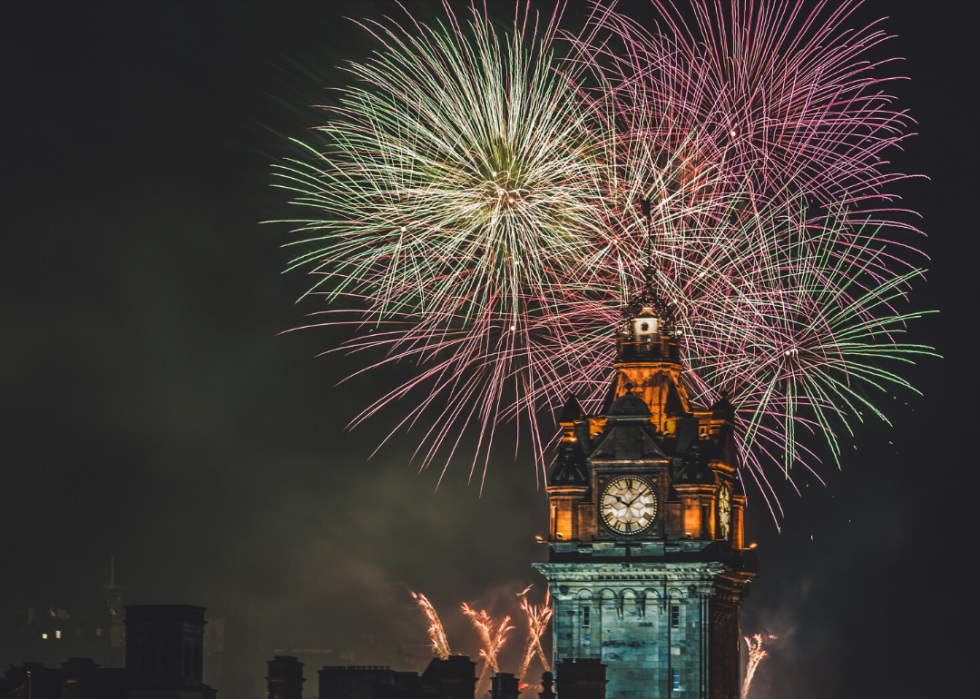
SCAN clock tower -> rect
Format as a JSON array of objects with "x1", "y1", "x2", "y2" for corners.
[{"x1": 534, "y1": 271, "x2": 757, "y2": 699}]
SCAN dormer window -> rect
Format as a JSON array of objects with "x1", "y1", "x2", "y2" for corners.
[{"x1": 640, "y1": 322, "x2": 649, "y2": 332}]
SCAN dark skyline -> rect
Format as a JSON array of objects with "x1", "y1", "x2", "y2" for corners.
[{"x1": 1, "y1": 3, "x2": 974, "y2": 698}]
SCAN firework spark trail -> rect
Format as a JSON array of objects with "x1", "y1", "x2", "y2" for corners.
[
  {"x1": 516, "y1": 586, "x2": 552, "y2": 681},
  {"x1": 273, "y1": 0, "x2": 617, "y2": 482},
  {"x1": 500, "y1": 199, "x2": 935, "y2": 518},
  {"x1": 565, "y1": 0, "x2": 932, "y2": 435},
  {"x1": 741, "y1": 634, "x2": 776, "y2": 699},
  {"x1": 275, "y1": 1, "x2": 935, "y2": 520},
  {"x1": 571, "y1": 0, "x2": 918, "y2": 231},
  {"x1": 462, "y1": 604, "x2": 513, "y2": 698},
  {"x1": 411, "y1": 592, "x2": 452, "y2": 660},
  {"x1": 565, "y1": 0, "x2": 933, "y2": 427},
  {"x1": 300, "y1": 194, "x2": 934, "y2": 517},
  {"x1": 673, "y1": 206, "x2": 937, "y2": 472}
]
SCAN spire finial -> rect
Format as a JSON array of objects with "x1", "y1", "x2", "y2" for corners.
[
  {"x1": 640, "y1": 197, "x2": 653, "y2": 278},
  {"x1": 616, "y1": 193, "x2": 675, "y2": 343},
  {"x1": 643, "y1": 264, "x2": 655, "y2": 287}
]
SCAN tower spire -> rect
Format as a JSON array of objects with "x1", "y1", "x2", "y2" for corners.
[
  {"x1": 618, "y1": 198, "x2": 674, "y2": 346},
  {"x1": 606, "y1": 195, "x2": 685, "y2": 419},
  {"x1": 641, "y1": 196, "x2": 653, "y2": 278}
]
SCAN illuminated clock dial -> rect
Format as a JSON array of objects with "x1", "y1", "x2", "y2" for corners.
[
  {"x1": 717, "y1": 484, "x2": 731, "y2": 540},
  {"x1": 600, "y1": 476, "x2": 658, "y2": 536}
]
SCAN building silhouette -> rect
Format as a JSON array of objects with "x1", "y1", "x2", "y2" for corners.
[
  {"x1": 1, "y1": 279, "x2": 760, "y2": 699},
  {"x1": 267, "y1": 656, "x2": 305, "y2": 699},
  {"x1": 125, "y1": 605, "x2": 213, "y2": 699},
  {"x1": 1, "y1": 606, "x2": 614, "y2": 699},
  {"x1": 1, "y1": 562, "x2": 126, "y2": 671},
  {"x1": 313, "y1": 657, "x2": 603, "y2": 699},
  {"x1": 534, "y1": 270, "x2": 758, "y2": 698},
  {"x1": 0, "y1": 606, "x2": 214, "y2": 699}
]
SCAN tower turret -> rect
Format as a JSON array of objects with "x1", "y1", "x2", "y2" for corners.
[
  {"x1": 536, "y1": 266, "x2": 757, "y2": 699},
  {"x1": 607, "y1": 268, "x2": 691, "y2": 434}
]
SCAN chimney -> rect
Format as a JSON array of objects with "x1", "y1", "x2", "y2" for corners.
[
  {"x1": 421, "y1": 655, "x2": 476, "y2": 699},
  {"x1": 538, "y1": 672, "x2": 554, "y2": 699},
  {"x1": 554, "y1": 660, "x2": 607, "y2": 699},
  {"x1": 490, "y1": 673, "x2": 519, "y2": 699},
  {"x1": 267, "y1": 656, "x2": 305, "y2": 699},
  {"x1": 125, "y1": 605, "x2": 206, "y2": 691},
  {"x1": 62, "y1": 658, "x2": 101, "y2": 699}
]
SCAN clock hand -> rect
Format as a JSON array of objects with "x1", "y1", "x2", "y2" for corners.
[{"x1": 625, "y1": 488, "x2": 650, "y2": 507}]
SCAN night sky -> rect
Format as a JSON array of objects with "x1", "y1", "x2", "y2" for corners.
[{"x1": 1, "y1": 2, "x2": 974, "y2": 698}]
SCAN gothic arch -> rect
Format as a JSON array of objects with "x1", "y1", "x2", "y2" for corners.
[
  {"x1": 599, "y1": 588, "x2": 618, "y2": 619},
  {"x1": 642, "y1": 588, "x2": 662, "y2": 600},
  {"x1": 621, "y1": 588, "x2": 639, "y2": 621}
]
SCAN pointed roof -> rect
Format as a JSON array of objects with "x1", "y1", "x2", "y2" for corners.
[
  {"x1": 710, "y1": 392, "x2": 735, "y2": 419},
  {"x1": 664, "y1": 380, "x2": 688, "y2": 417},
  {"x1": 589, "y1": 405, "x2": 669, "y2": 462},
  {"x1": 589, "y1": 423, "x2": 668, "y2": 462},
  {"x1": 558, "y1": 394, "x2": 584, "y2": 423}
]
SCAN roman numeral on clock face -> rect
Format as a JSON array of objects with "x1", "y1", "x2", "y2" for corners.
[{"x1": 600, "y1": 475, "x2": 658, "y2": 536}]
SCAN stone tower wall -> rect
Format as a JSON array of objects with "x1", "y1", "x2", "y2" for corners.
[{"x1": 538, "y1": 564, "x2": 739, "y2": 699}]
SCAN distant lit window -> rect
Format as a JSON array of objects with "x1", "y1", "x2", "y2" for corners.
[
  {"x1": 96, "y1": 628, "x2": 103, "y2": 636},
  {"x1": 582, "y1": 606, "x2": 590, "y2": 628},
  {"x1": 671, "y1": 605, "x2": 679, "y2": 629},
  {"x1": 41, "y1": 633, "x2": 48, "y2": 640},
  {"x1": 55, "y1": 630, "x2": 62, "y2": 639},
  {"x1": 672, "y1": 669, "x2": 680, "y2": 690}
]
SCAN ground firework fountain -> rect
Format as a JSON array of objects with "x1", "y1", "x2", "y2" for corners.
[
  {"x1": 516, "y1": 586, "x2": 552, "y2": 683},
  {"x1": 411, "y1": 588, "x2": 551, "y2": 696},
  {"x1": 412, "y1": 592, "x2": 452, "y2": 660},
  {"x1": 742, "y1": 634, "x2": 777, "y2": 698},
  {"x1": 462, "y1": 604, "x2": 513, "y2": 698}
]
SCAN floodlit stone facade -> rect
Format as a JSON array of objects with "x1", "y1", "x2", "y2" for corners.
[{"x1": 535, "y1": 272, "x2": 757, "y2": 699}]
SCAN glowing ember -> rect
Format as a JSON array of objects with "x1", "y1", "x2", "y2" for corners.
[
  {"x1": 742, "y1": 634, "x2": 776, "y2": 698},
  {"x1": 516, "y1": 586, "x2": 552, "y2": 681},
  {"x1": 411, "y1": 592, "x2": 452, "y2": 660},
  {"x1": 462, "y1": 603, "x2": 513, "y2": 698}
]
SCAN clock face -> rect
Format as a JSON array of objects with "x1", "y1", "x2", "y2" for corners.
[
  {"x1": 600, "y1": 476, "x2": 658, "y2": 536},
  {"x1": 717, "y1": 484, "x2": 731, "y2": 540}
]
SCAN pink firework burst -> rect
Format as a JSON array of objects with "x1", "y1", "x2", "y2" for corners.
[{"x1": 274, "y1": 1, "x2": 934, "y2": 519}]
